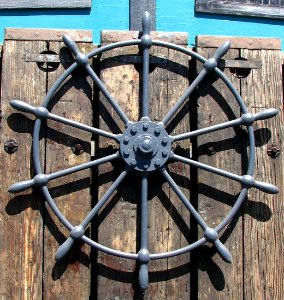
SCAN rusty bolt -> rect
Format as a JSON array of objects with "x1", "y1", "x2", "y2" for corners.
[
  {"x1": 4, "y1": 139, "x2": 18, "y2": 154},
  {"x1": 71, "y1": 143, "x2": 84, "y2": 155},
  {"x1": 267, "y1": 144, "x2": 280, "y2": 158},
  {"x1": 207, "y1": 143, "x2": 216, "y2": 156},
  {"x1": 106, "y1": 141, "x2": 119, "y2": 150}
]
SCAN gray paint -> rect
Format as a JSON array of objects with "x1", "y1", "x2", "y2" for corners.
[{"x1": 130, "y1": 0, "x2": 156, "y2": 30}]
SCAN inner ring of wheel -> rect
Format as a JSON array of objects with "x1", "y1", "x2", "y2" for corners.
[{"x1": 32, "y1": 39, "x2": 255, "y2": 260}]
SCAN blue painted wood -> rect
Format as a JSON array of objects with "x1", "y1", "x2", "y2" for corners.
[
  {"x1": 0, "y1": 0, "x2": 129, "y2": 45},
  {"x1": 0, "y1": 0, "x2": 283, "y2": 49}
]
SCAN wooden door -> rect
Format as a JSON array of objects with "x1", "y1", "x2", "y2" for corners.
[{"x1": 0, "y1": 30, "x2": 282, "y2": 299}]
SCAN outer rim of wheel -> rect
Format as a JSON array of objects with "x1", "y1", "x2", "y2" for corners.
[{"x1": 32, "y1": 39, "x2": 255, "y2": 260}]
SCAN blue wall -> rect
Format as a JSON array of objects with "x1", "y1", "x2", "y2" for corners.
[
  {"x1": 157, "y1": 0, "x2": 284, "y2": 49},
  {"x1": 0, "y1": 0, "x2": 283, "y2": 49}
]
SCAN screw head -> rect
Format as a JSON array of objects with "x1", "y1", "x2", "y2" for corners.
[
  {"x1": 154, "y1": 127, "x2": 161, "y2": 135},
  {"x1": 162, "y1": 137, "x2": 168, "y2": 145},
  {"x1": 162, "y1": 150, "x2": 168, "y2": 157},
  {"x1": 123, "y1": 136, "x2": 130, "y2": 144},
  {"x1": 207, "y1": 143, "x2": 216, "y2": 156},
  {"x1": 130, "y1": 126, "x2": 137, "y2": 135},
  {"x1": 143, "y1": 123, "x2": 149, "y2": 131},
  {"x1": 4, "y1": 139, "x2": 18, "y2": 154},
  {"x1": 155, "y1": 159, "x2": 161, "y2": 167},
  {"x1": 123, "y1": 148, "x2": 130, "y2": 157},
  {"x1": 267, "y1": 144, "x2": 280, "y2": 158},
  {"x1": 71, "y1": 143, "x2": 84, "y2": 155}
]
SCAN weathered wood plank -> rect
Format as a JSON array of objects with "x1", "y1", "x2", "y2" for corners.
[
  {"x1": 0, "y1": 40, "x2": 47, "y2": 299},
  {"x1": 101, "y1": 30, "x2": 188, "y2": 44},
  {"x1": 5, "y1": 28, "x2": 92, "y2": 42},
  {"x1": 197, "y1": 35, "x2": 281, "y2": 50},
  {"x1": 196, "y1": 47, "x2": 244, "y2": 299},
  {"x1": 130, "y1": 0, "x2": 156, "y2": 31},
  {"x1": 241, "y1": 48, "x2": 284, "y2": 300},
  {"x1": 147, "y1": 45, "x2": 191, "y2": 299},
  {"x1": 97, "y1": 44, "x2": 140, "y2": 299},
  {"x1": 43, "y1": 41, "x2": 93, "y2": 299},
  {"x1": 97, "y1": 33, "x2": 191, "y2": 298},
  {"x1": 0, "y1": 0, "x2": 91, "y2": 9}
]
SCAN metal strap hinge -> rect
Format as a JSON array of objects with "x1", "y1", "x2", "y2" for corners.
[{"x1": 25, "y1": 53, "x2": 262, "y2": 69}]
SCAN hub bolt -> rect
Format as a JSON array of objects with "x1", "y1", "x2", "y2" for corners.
[
  {"x1": 131, "y1": 127, "x2": 137, "y2": 135},
  {"x1": 143, "y1": 123, "x2": 149, "y2": 131}
]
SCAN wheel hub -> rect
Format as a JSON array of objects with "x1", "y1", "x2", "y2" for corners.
[{"x1": 120, "y1": 120, "x2": 171, "y2": 171}]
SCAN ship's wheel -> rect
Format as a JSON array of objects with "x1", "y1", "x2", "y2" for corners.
[{"x1": 9, "y1": 12, "x2": 279, "y2": 291}]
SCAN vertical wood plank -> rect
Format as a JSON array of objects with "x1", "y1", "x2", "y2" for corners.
[
  {"x1": 97, "y1": 44, "x2": 139, "y2": 299},
  {"x1": 196, "y1": 47, "x2": 244, "y2": 299},
  {"x1": 0, "y1": 40, "x2": 46, "y2": 299},
  {"x1": 130, "y1": 0, "x2": 156, "y2": 30},
  {"x1": 147, "y1": 46, "x2": 191, "y2": 299},
  {"x1": 97, "y1": 36, "x2": 190, "y2": 298},
  {"x1": 43, "y1": 41, "x2": 93, "y2": 299},
  {"x1": 241, "y1": 49, "x2": 284, "y2": 300}
]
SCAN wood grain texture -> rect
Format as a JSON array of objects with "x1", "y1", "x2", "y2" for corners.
[
  {"x1": 196, "y1": 35, "x2": 281, "y2": 50},
  {"x1": 101, "y1": 31, "x2": 188, "y2": 44},
  {"x1": 0, "y1": 0, "x2": 91, "y2": 9},
  {"x1": 130, "y1": 0, "x2": 156, "y2": 30},
  {"x1": 0, "y1": 40, "x2": 47, "y2": 299},
  {"x1": 5, "y1": 28, "x2": 92, "y2": 42},
  {"x1": 97, "y1": 35, "x2": 191, "y2": 298},
  {"x1": 147, "y1": 45, "x2": 191, "y2": 299},
  {"x1": 97, "y1": 44, "x2": 140, "y2": 299},
  {"x1": 241, "y1": 48, "x2": 284, "y2": 300},
  {"x1": 196, "y1": 47, "x2": 244, "y2": 299},
  {"x1": 43, "y1": 41, "x2": 93, "y2": 299}
]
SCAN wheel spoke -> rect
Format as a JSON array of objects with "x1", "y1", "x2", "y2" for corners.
[
  {"x1": 8, "y1": 153, "x2": 120, "y2": 193},
  {"x1": 161, "y1": 41, "x2": 231, "y2": 126},
  {"x1": 161, "y1": 69, "x2": 207, "y2": 126},
  {"x1": 162, "y1": 169, "x2": 207, "y2": 229},
  {"x1": 62, "y1": 34, "x2": 130, "y2": 126},
  {"x1": 85, "y1": 65, "x2": 131, "y2": 125},
  {"x1": 172, "y1": 153, "x2": 241, "y2": 181},
  {"x1": 138, "y1": 172, "x2": 150, "y2": 291},
  {"x1": 140, "y1": 12, "x2": 152, "y2": 119},
  {"x1": 171, "y1": 108, "x2": 279, "y2": 142},
  {"x1": 81, "y1": 169, "x2": 129, "y2": 228},
  {"x1": 10, "y1": 100, "x2": 120, "y2": 142},
  {"x1": 162, "y1": 169, "x2": 232, "y2": 262},
  {"x1": 172, "y1": 153, "x2": 278, "y2": 194},
  {"x1": 173, "y1": 118, "x2": 241, "y2": 142},
  {"x1": 55, "y1": 169, "x2": 129, "y2": 261}
]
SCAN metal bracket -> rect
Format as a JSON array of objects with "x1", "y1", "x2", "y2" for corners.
[{"x1": 25, "y1": 53, "x2": 73, "y2": 63}]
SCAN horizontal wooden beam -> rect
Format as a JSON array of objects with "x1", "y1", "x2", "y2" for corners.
[
  {"x1": 196, "y1": 35, "x2": 281, "y2": 50},
  {"x1": 101, "y1": 30, "x2": 188, "y2": 45},
  {"x1": 5, "y1": 28, "x2": 92, "y2": 42},
  {"x1": 0, "y1": 0, "x2": 91, "y2": 9}
]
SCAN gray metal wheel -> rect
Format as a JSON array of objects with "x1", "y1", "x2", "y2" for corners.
[{"x1": 8, "y1": 12, "x2": 279, "y2": 291}]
